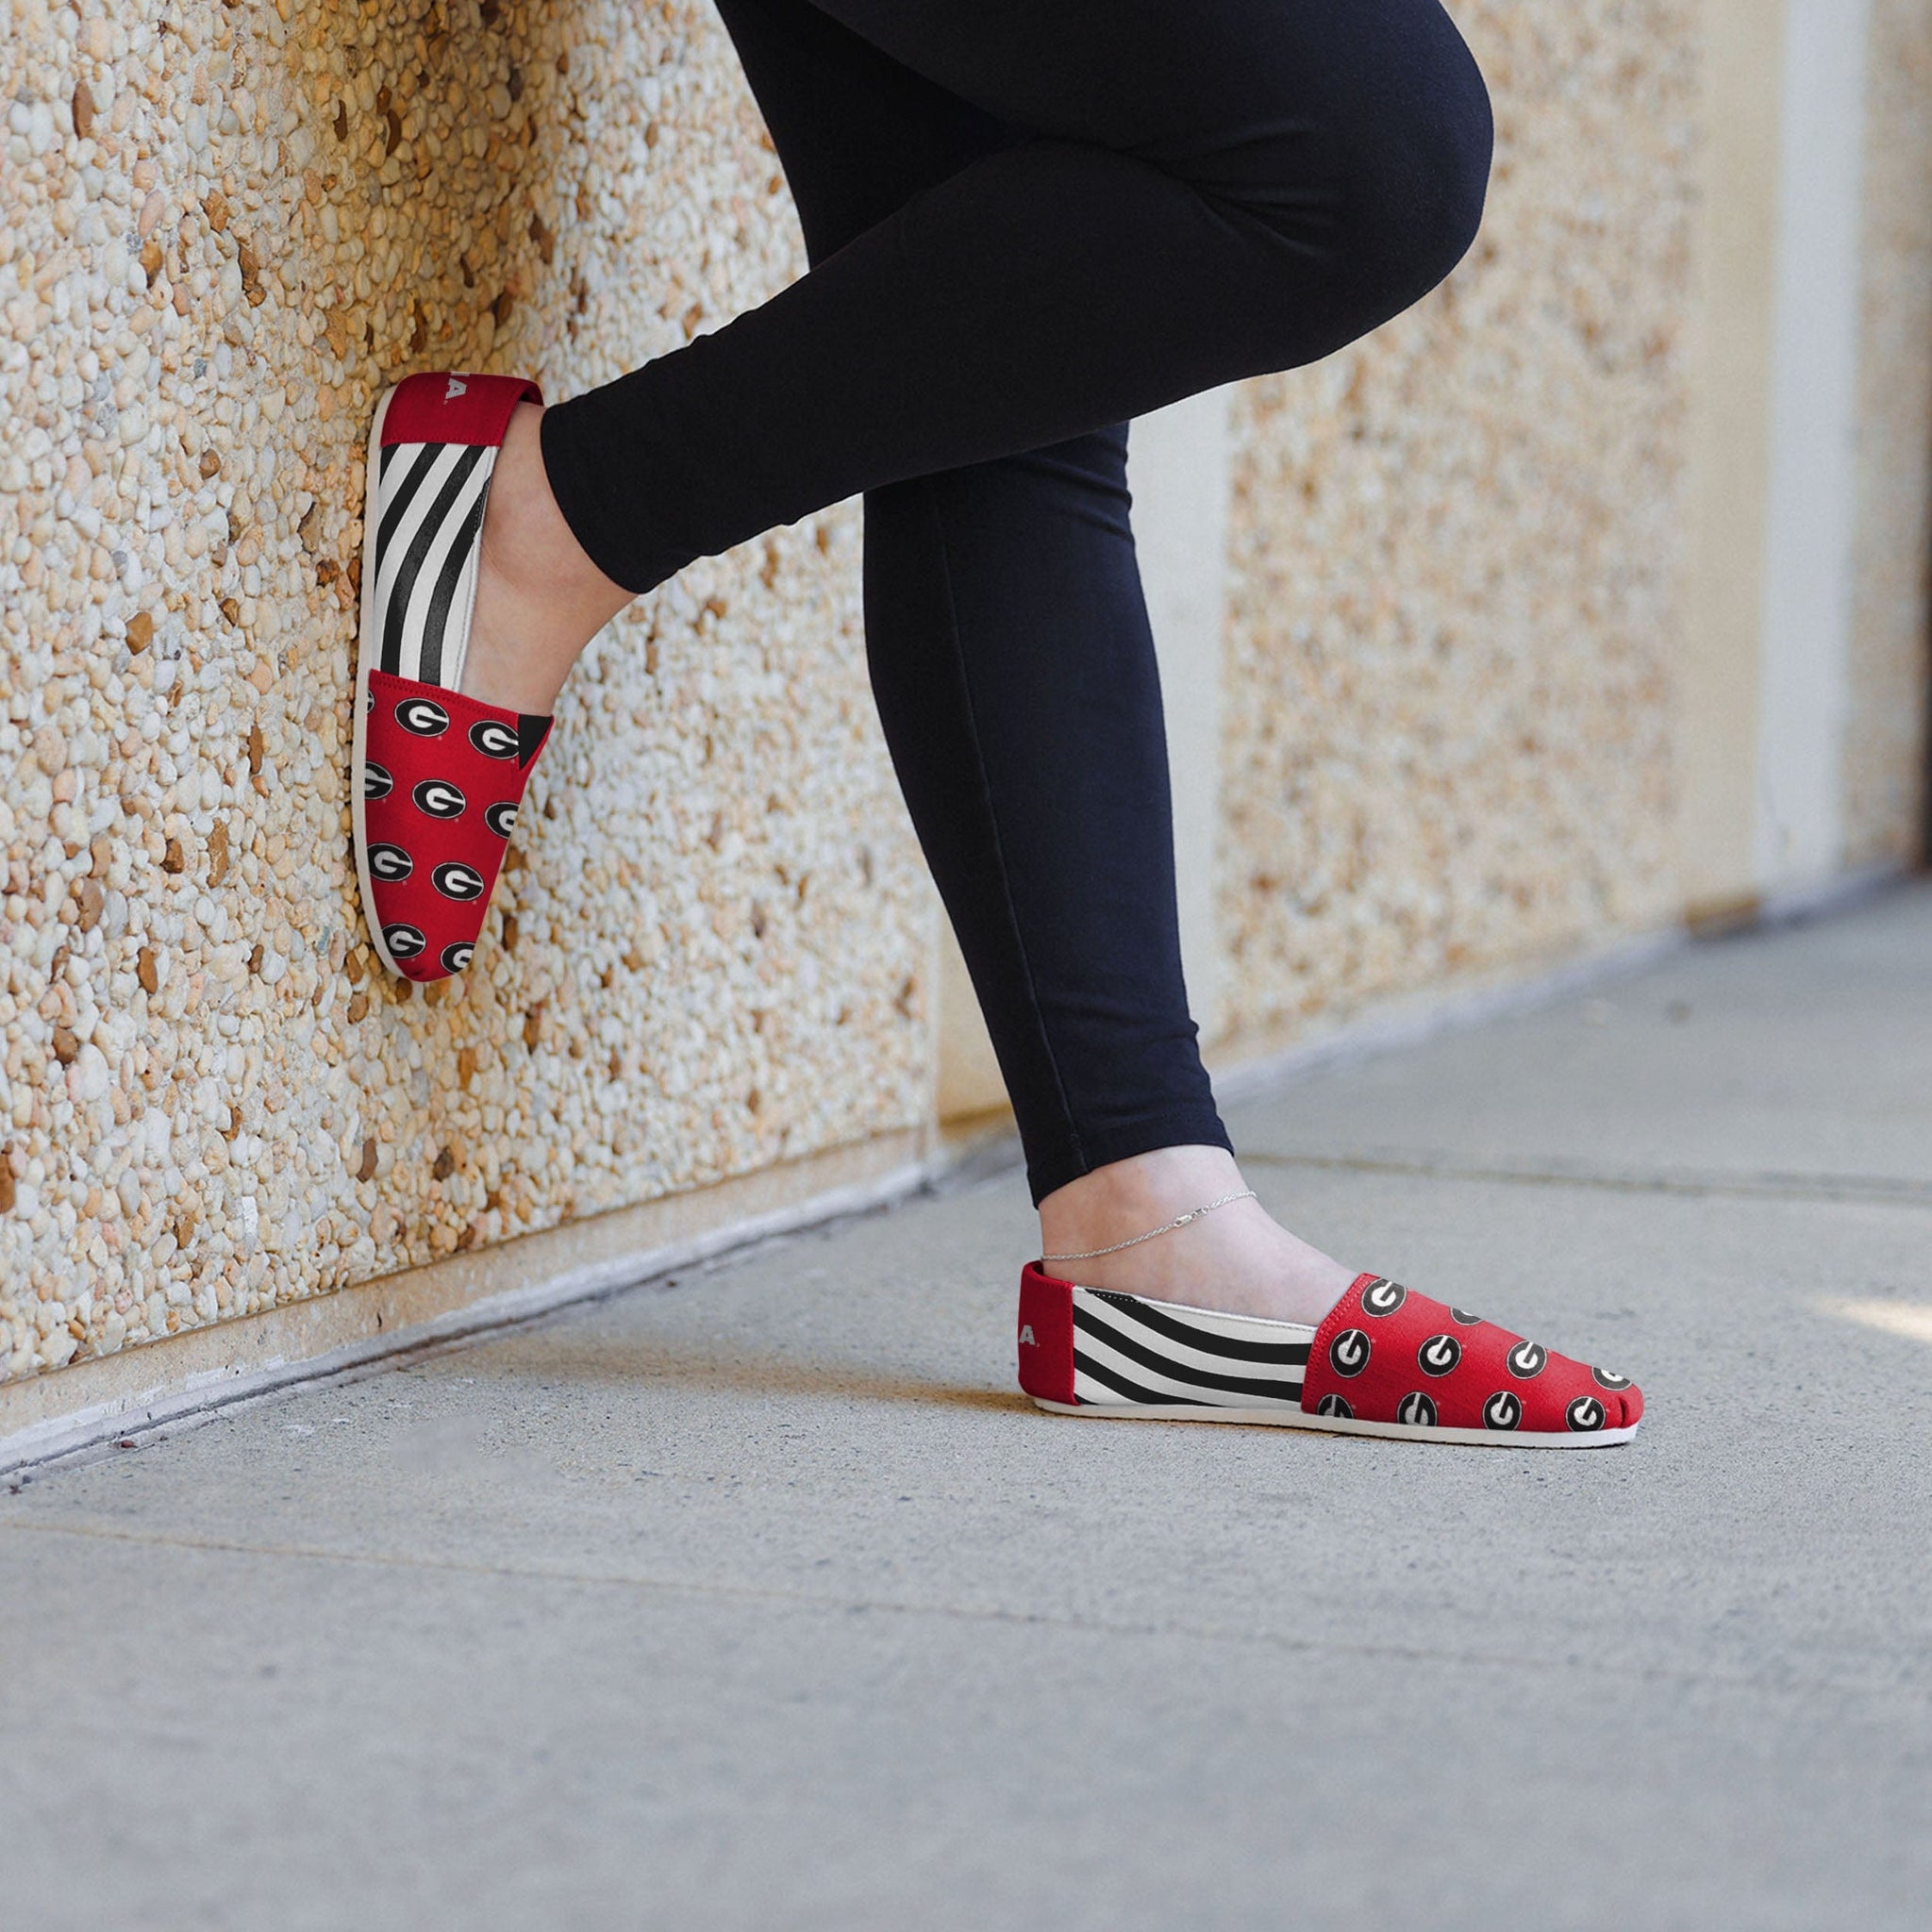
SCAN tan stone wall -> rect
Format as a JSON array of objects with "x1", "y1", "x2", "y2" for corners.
[
  {"x1": 0, "y1": 0, "x2": 931, "y2": 1382},
  {"x1": 1217, "y1": 1, "x2": 1697, "y2": 1041},
  {"x1": 8, "y1": 0, "x2": 1931, "y2": 1401},
  {"x1": 1845, "y1": 0, "x2": 1932, "y2": 868}
]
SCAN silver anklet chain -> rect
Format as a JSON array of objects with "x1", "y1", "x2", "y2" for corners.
[{"x1": 1040, "y1": 1188, "x2": 1257, "y2": 1263}]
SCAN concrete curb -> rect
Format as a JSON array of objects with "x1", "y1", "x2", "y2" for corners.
[
  {"x1": 0, "y1": 1132, "x2": 940, "y2": 1478},
  {"x1": 1209, "y1": 862, "x2": 1909, "y2": 1108}
]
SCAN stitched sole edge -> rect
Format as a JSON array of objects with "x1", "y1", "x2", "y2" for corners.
[
  {"x1": 353, "y1": 385, "x2": 402, "y2": 979},
  {"x1": 1031, "y1": 1397, "x2": 1639, "y2": 1448}
]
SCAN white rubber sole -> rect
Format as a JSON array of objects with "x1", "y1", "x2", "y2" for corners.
[
  {"x1": 1032, "y1": 1398, "x2": 1640, "y2": 1449},
  {"x1": 352, "y1": 384, "x2": 401, "y2": 979}
]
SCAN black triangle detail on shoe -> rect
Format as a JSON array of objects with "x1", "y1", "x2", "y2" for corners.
[{"x1": 517, "y1": 714, "x2": 551, "y2": 769}]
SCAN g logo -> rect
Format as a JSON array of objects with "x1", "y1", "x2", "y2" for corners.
[
  {"x1": 1507, "y1": 1341, "x2": 1548, "y2": 1380},
  {"x1": 440, "y1": 941, "x2": 475, "y2": 974},
  {"x1": 368, "y1": 842, "x2": 413, "y2": 882},
  {"x1": 1449, "y1": 1307, "x2": 1483, "y2": 1327},
  {"x1": 397, "y1": 697, "x2": 450, "y2": 737},
  {"x1": 1591, "y1": 1367, "x2": 1632, "y2": 1391},
  {"x1": 362, "y1": 762, "x2": 393, "y2": 801},
  {"x1": 1313, "y1": 1392, "x2": 1353, "y2": 1420},
  {"x1": 483, "y1": 799, "x2": 519, "y2": 840},
  {"x1": 432, "y1": 861, "x2": 486, "y2": 902},
  {"x1": 413, "y1": 778, "x2": 466, "y2": 820},
  {"x1": 1418, "y1": 1334, "x2": 1461, "y2": 1376},
  {"x1": 1360, "y1": 1278, "x2": 1407, "y2": 1318},
  {"x1": 1395, "y1": 1391, "x2": 1439, "y2": 1428},
  {"x1": 1483, "y1": 1391, "x2": 1523, "y2": 1431},
  {"x1": 1566, "y1": 1395, "x2": 1607, "y2": 1433},
  {"x1": 469, "y1": 719, "x2": 520, "y2": 759},
  {"x1": 383, "y1": 923, "x2": 425, "y2": 959},
  {"x1": 1328, "y1": 1329, "x2": 1371, "y2": 1378}
]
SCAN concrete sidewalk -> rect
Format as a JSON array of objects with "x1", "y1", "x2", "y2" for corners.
[{"x1": 6, "y1": 887, "x2": 1932, "y2": 1930}]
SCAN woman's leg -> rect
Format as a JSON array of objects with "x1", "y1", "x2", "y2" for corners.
[
  {"x1": 539, "y1": 0, "x2": 1491, "y2": 599},
  {"x1": 463, "y1": 0, "x2": 1491, "y2": 1318},
  {"x1": 470, "y1": 0, "x2": 1491, "y2": 710}
]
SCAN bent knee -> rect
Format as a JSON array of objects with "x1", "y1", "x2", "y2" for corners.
[
  {"x1": 1228, "y1": 19, "x2": 1493, "y2": 362},
  {"x1": 1334, "y1": 28, "x2": 1492, "y2": 329}
]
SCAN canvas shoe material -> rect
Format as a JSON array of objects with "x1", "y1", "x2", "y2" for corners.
[
  {"x1": 1016, "y1": 1264, "x2": 1641, "y2": 1447},
  {"x1": 353, "y1": 372, "x2": 551, "y2": 981}
]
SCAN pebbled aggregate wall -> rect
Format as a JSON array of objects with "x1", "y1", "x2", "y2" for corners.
[
  {"x1": 0, "y1": 0, "x2": 931, "y2": 1383},
  {"x1": 1217, "y1": 0, "x2": 1697, "y2": 1041},
  {"x1": 5, "y1": 0, "x2": 1930, "y2": 1392}
]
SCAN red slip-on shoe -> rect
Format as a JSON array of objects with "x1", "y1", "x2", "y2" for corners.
[
  {"x1": 1016, "y1": 1265, "x2": 1641, "y2": 1447},
  {"x1": 353, "y1": 371, "x2": 553, "y2": 982}
]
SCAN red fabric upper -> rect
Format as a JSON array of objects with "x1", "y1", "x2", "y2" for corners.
[
  {"x1": 1301, "y1": 1273, "x2": 1642, "y2": 1435},
  {"x1": 1016, "y1": 1262, "x2": 1077, "y2": 1405},
  {"x1": 380, "y1": 371, "x2": 542, "y2": 447},
  {"x1": 361, "y1": 669, "x2": 550, "y2": 982}
]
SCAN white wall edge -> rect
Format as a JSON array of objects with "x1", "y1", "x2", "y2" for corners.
[
  {"x1": 1129, "y1": 385, "x2": 1235, "y2": 1036},
  {"x1": 1754, "y1": 0, "x2": 1874, "y2": 885}
]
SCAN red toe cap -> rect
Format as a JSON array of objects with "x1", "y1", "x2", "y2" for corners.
[
  {"x1": 1303, "y1": 1274, "x2": 1642, "y2": 1438},
  {"x1": 358, "y1": 669, "x2": 550, "y2": 981}
]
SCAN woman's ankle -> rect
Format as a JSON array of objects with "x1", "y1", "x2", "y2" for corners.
[
  {"x1": 1039, "y1": 1144, "x2": 1243, "y2": 1257},
  {"x1": 460, "y1": 403, "x2": 633, "y2": 713},
  {"x1": 1037, "y1": 1145, "x2": 1356, "y2": 1324}
]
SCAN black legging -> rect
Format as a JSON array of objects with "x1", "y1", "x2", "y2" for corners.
[{"x1": 541, "y1": 0, "x2": 1492, "y2": 1202}]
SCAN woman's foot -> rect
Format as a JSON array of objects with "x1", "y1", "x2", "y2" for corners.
[
  {"x1": 1029, "y1": 1146, "x2": 1643, "y2": 1443},
  {"x1": 1037, "y1": 1144, "x2": 1356, "y2": 1326},
  {"x1": 354, "y1": 374, "x2": 590, "y2": 983},
  {"x1": 1017, "y1": 1261, "x2": 1643, "y2": 1444},
  {"x1": 459, "y1": 402, "x2": 632, "y2": 714}
]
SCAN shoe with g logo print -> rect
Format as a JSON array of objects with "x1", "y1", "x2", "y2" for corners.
[
  {"x1": 1016, "y1": 1266, "x2": 1641, "y2": 1447},
  {"x1": 352, "y1": 373, "x2": 554, "y2": 982}
]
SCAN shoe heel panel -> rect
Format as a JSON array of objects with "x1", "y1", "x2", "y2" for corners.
[
  {"x1": 1017, "y1": 1264, "x2": 1076, "y2": 1407},
  {"x1": 381, "y1": 372, "x2": 542, "y2": 447}
]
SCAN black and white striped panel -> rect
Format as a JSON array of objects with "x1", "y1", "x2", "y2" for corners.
[
  {"x1": 373, "y1": 440, "x2": 495, "y2": 687},
  {"x1": 1070, "y1": 1289, "x2": 1313, "y2": 1409}
]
